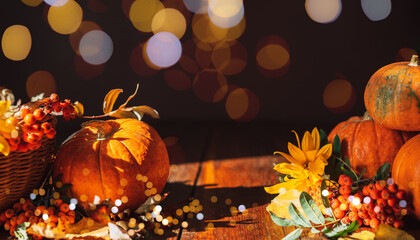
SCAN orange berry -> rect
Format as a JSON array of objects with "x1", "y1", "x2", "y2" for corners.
[
  {"x1": 339, "y1": 202, "x2": 349, "y2": 211},
  {"x1": 17, "y1": 142, "x2": 29, "y2": 152},
  {"x1": 6, "y1": 117, "x2": 19, "y2": 127},
  {"x1": 67, "y1": 210, "x2": 75, "y2": 217},
  {"x1": 41, "y1": 122, "x2": 52, "y2": 133},
  {"x1": 59, "y1": 215, "x2": 69, "y2": 224},
  {"x1": 393, "y1": 219, "x2": 404, "y2": 229},
  {"x1": 375, "y1": 180, "x2": 386, "y2": 191},
  {"x1": 386, "y1": 215, "x2": 395, "y2": 225},
  {"x1": 32, "y1": 234, "x2": 44, "y2": 240},
  {"x1": 9, "y1": 216, "x2": 17, "y2": 227},
  {"x1": 377, "y1": 198, "x2": 387, "y2": 208},
  {"x1": 47, "y1": 206, "x2": 55, "y2": 216},
  {"x1": 343, "y1": 176, "x2": 353, "y2": 186},
  {"x1": 370, "y1": 189, "x2": 381, "y2": 200},
  {"x1": 333, "y1": 208, "x2": 345, "y2": 219},
  {"x1": 388, "y1": 183, "x2": 398, "y2": 193},
  {"x1": 0, "y1": 212, "x2": 7, "y2": 222},
  {"x1": 28, "y1": 216, "x2": 39, "y2": 224},
  {"x1": 339, "y1": 185, "x2": 352, "y2": 195},
  {"x1": 46, "y1": 129, "x2": 56, "y2": 139},
  {"x1": 57, "y1": 212, "x2": 66, "y2": 217},
  {"x1": 362, "y1": 217, "x2": 371, "y2": 226},
  {"x1": 54, "y1": 199, "x2": 63, "y2": 207},
  {"x1": 370, "y1": 218, "x2": 380, "y2": 228},
  {"x1": 10, "y1": 226, "x2": 16, "y2": 237},
  {"x1": 396, "y1": 190, "x2": 406, "y2": 200},
  {"x1": 46, "y1": 222, "x2": 56, "y2": 229},
  {"x1": 19, "y1": 108, "x2": 31, "y2": 118},
  {"x1": 12, "y1": 202, "x2": 23, "y2": 213},
  {"x1": 5, "y1": 209, "x2": 15, "y2": 218},
  {"x1": 348, "y1": 211, "x2": 358, "y2": 221},
  {"x1": 362, "y1": 185, "x2": 370, "y2": 196},
  {"x1": 337, "y1": 195, "x2": 346, "y2": 203},
  {"x1": 22, "y1": 201, "x2": 35, "y2": 211},
  {"x1": 330, "y1": 199, "x2": 340, "y2": 209},
  {"x1": 16, "y1": 215, "x2": 27, "y2": 225},
  {"x1": 67, "y1": 216, "x2": 75, "y2": 224},
  {"x1": 37, "y1": 221, "x2": 46, "y2": 227},
  {"x1": 33, "y1": 109, "x2": 45, "y2": 121},
  {"x1": 50, "y1": 93, "x2": 59, "y2": 102},
  {"x1": 48, "y1": 215, "x2": 58, "y2": 223},
  {"x1": 381, "y1": 189, "x2": 391, "y2": 199},
  {"x1": 358, "y1": 210, "x2": 369, "y2": 219},
  {"x1": 24, "y1": 113, "x2": 36, "y2": 125},
  {"x1": 60, "y1": 203, "x2": 70, "y2": 213},
  {"x1": 341, "y1": 216, "x2": 351, "y2": 225},
  {"x1": 338, "y1": 174, "x2": 347, "y2": 186}
]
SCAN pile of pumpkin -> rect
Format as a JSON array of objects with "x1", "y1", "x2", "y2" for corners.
[{"x1": 328, "y1": 55, "x2": 420, "y2": 222}]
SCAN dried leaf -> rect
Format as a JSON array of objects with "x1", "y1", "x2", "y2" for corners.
[
  {"x1": 108, "y1": 105, "x2": 159, "y2": 120},
  {"x1": 73, "y1": 101, "x2": 84, "y2": 116},
  {"x1": 338, "y1": 230, "x2": 375, "y2": 240},
  {"x1": 103, "y1": 88, "x2": 123, "y2": 114},
  {"x1": 135, "y1": 193, "x2": 167, "y2": 214},
  {"x1": 375, "y1": 224, "x2": 415, "y2": 240},
  {"x1": 116, "y1": 83, "x2": 139, "y2": 110},
  {"x1": 109, "y1": 222, "x2": 131, "y2": 240},
  {"x1": 132, "y1": 105, "x2": 159, "y2": 119}
]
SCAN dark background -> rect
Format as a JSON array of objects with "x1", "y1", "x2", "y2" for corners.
[{"x1": 1, "y1": 0, "x2": 419, "y2": 154}]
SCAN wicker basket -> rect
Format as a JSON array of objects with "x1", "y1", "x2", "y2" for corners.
[{"x1": 0, "y1": 117, "x2": 57, "y2": 210}]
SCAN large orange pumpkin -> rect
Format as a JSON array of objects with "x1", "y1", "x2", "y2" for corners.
[
  {"x1": 364, "y1": 55, "x2": 420, "y2": 131},
  {"x1": 53, "y1": 119, "x2": 169, "y2": 211},
  {"x1": 392, "y1": 134, "x2": 420, "y2": 219},
  {"x1": 328, "y1": 113, "x2": 416, "y2": 179}
]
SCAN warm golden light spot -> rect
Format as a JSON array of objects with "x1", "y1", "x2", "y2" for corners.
[
  {"x1": 212, "y1": 40, "x2": 247, "y2": 75},
  {"x1": 138, "y1": 222, "x2": 145, "y2": 229},
  {"x1": 89, "y1": 205, "x2": 97, "y2": 211},
  {"x1": 82, "y1": 168, "x2": 90, "y2": 176},
  {"x1": 117, "y1": 188, "x2": 124, "y2": 195},
  {"x1": 192, "y1": 14, "x2": 221, "y2": 44},
  {"x1": 181, "y1": 221, "x2": 188, "y2": 228},
  {"x1": 150, "y1": 188, "x2": 157, "y2": 195},
  {"x1": 34, "y1": 209, "x2": 41, "y2": 216},
  {"x1": 194, "y1": 41, "x2": 213, "y2": 69},
  {"x1": 39, "y1": 189, "x2": 46, "y2": 196},
  {"x1": 154, "y1": 223, "x2": 161, "y2": 228},
  {"x1": 225, "y1": 198, "x2": 232, "y2": 205},
  {"x1": 48, "y1": 0, "x2": 83, "y2": 34},
  {"x1": 21, "y1": 0, "x2": 43, "y2": 7},
  {"x1": 206, "y1": 223, "x2": 215, "y2": 230},
  {"x1": 166, "y1": 216, "x2": 173, "y2": 223},
  {"x1": 152, "y1": 8, "x2": 186, "y2": 39},
  {"x1": 172, "y1": 218, "x2": 179, "y2": 225},
  {"x1": 80, "y1": 194, "x2": 88, "y2": 202},
  {"x1": 257, "y1": 44, "x2": 289, "y2": 70},
  {"x1": 146, "y1": 182, "x2": 153, "y2": 189},
  {"x1": 162, "y1": 218, "x2": 169, "y2": 225},
  {"x1": 210, "y1": 196, "x2": 218, "y2": 203},
  {"x1": 176, "y1": 209, "x2": 183, "y2": 216},
  {"x1": 191, "y1": 199, "x2": 200, "y2": 206},
  {"x1": 197, "y1": 205, "x2": 203, "y2": 212},
  {"x1": 164, "y1": 69, "x2": 191, "y2": 91},
  {"x1": 33, "y1": 189, "x2": 39, "y2": 195},
  {"x1": 128, "y1": 218, "x2": 136, "y2": 228},
  {"x1": 1, "y1": 25, "x2": 32, "y2": 61},
  {"x1": 87, "y1": 219, "x2": 94, "y2": 227},
  {"x1": 305, "y1": 0, "x2": 342, "y2": 24},
  {"x1": 323, "y1": 78, "x2": 356, "y2": 113},
  {"x1": 121, "y1": 196, "x2": 129, "y2": 203},
  {"x1": 211, "y1": 16, "x2": 245, "y2": 42},
  {"x1": 229, "y1": 219, "x2": 236, "y2": 226},
  {"x1": 120, "y1": 178, "x2": 128, "y2": 186},
  {"x1": 193, "y1": 69, "x2": 228, "y2": 103},
  {"x1": 129, "y1": 0, "x2": 164, "y2": 32},
  {"x1": 146, "y1": 212, "x2": 152, "y2": 219},
  {"x1": 145, "y1": 189, "x2": 152, "y2": 197},
  {"x1": 408, "y1": 181, "x2": 416, "y2": 189},
  {"x1": 53, "y1": 192, "x2": 60, "y2": 199},
  {"x1": 183, "y1": 205, "x2": 190, "y2": 213},
  {"x1": 56, "y1": 181, "x2": 63, "y2": 188},
  {"x1": 242, "y1": 209, "x2": 249, "y2": 215},
  {"x1": 209, "y1": 0, "x2": 243, "y2": 18},
  {"x1": 136, "y1": 174, "x2": 143, "y2": 181},
  {"x1": 142, "y1": 176, "x2": 149, "y2": 182},
  {"x1": 69, "y1": 21, "x2": 102, "y2": 55},
  {"x1": 157, "y1": 229, "x2": 164, "y2": 235},
  {"x1": 187, "y1": 212, "x2": 193, "y2": 219},
  {"x1": 26, "y1": 70, "x2": 56, "y2": 99},
  {"x1": 154, "y1": 194, "x2": 162, "y2": 202},
  {"x1": 156, "y1": 215, "x2": 163, "y2": 222},
  {"x1": 170, "y1": 164, "x2": 179, "y2": 172},
  {"x1": 226, "y1": 87, "x2": 260, "y2": 122}
]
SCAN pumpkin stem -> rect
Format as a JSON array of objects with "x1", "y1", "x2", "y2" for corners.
[
  {"x1": 408, "y1": 55, "x2": 419, "y2": 67},
  {"x1": 82, "y1": 120, "x2": 113, "y2": 140},
  {"x1": 363, "y1": 111, "x2": 372, "y2": 120}
]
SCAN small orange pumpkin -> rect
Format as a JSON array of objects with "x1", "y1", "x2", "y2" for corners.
[
  {"x1": 53, "y1": 119, "x2": 169, "y2": 211},
  {"x1": 364, "y1": 55, "x2": 420, "y2": 131},
  {"x1": 328, "y1": 113, "x2": 416, "y2": 179},
  {"x1": 392, "y1": 133, "x2": 420, "y2": 219}
]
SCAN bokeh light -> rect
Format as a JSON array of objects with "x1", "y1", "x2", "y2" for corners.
[
  {"x1": 212, "y1": 40, "x2": 247, "y2": 75},
  {"x1": 395, "y1": 48, "x2": 417, "y2": 62},
  {"x1": 162, "y1": 0, "x2": 192, "y2": 25},
  {"x1": 130, "y1": 44, "x2": 159, "y2": 76},
  {"x1": 305, "y1": 0, "x2": 342, "y2": 24},
  {"x1": 209, "y1": 17, "x2": 246, "y2": 42},
  {"x1": 164, "y1": 69, "x2": 191, "y2": 90},
  {"x1": 47, "y1": 0, "x2": 83, "y2": 34},
  {"x1": 225, "y1": 87, "x2": 260, "y2": 122},
  {"x1": 69, "y1": 21, "x2": 102, "y2": 55},
  {"x1": 152, "y1": 8, "x2": 187, "y2": 39},
  {"x1": 361, "y1": 0, "x2": 391, "y2": 21},
  {"x1": 21, "y1": 0, "x2": 43, "y2": 7},
  {"x1": 26, "y1": 70, "x2": 57, "y2": 99},
  {"x1": 146, "y1": 32, "x2": 182, "y2": 68},
  {"x1": 74, "y1": 54, "x2": 105, "y2": 80},
  {"x1": 44, "y1": 0, "x2": 69, "y2": 7},
  {"x1": 122, "y1": 0, "x2": 135, "y2": 18},
  {"x1": 208, "y1": 1, "x2": 244, "y2": 29},
  {"x1": 323, "y1": 78, "x2": 356, "y2": 113},
  {"x1": 183, "y1": 0, "x2": 208, "y2": 14},
  {"x1": 256, "y1": 35, "x2": 290, "y2": 78},
  {"x1": 1, "y1": 25, "x2": 32, "y2": 61},
  {"x1": 177, "y1": 39, "x2": 200, "y2": 74},
  {"x1": 87, "y1": 0, "x2": 108, "y2": 13},
  {"x1": 79, "y1": 30, "x2": 114, "y2": 65},
  {"x1": 193, "y1": 69, "x2": 228, "y2": 103},
  {"x1": 192, "y1": 14, "x2": 222, "y2": 44},
  {"x1": 129, "y1": 0, "x2": 164, "y2": 32},
  {"x1": 195, "y1": 40, "x2": 213, "y2": 69}
]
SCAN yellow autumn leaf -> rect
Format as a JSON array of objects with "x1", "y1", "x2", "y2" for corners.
[
  {"x1": 338, "y1": 230, "x2": 375, "y2": 240},
  {"x1": 73, "y1": 101, "x2": 84, "y2": 116},
  {"x1": 103, "y1": 88, "x2": 123, "y2": 114},
  {"x1": 375, "y1": 224, "x2": 415, "y2": 240},
  {"x1": 266, "y1": 189, "x2": 303, "y2": 220},
  {"x1": 0, "y1": 100, "x2": 10, "y2": 115},
  {"x1": 0, "y1": 136, "x2": 10, "y2": 156}
]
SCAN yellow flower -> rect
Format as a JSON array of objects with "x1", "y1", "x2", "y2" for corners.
[{"x1": 265, "y1": 128, "x2": 332, "y2": 194}]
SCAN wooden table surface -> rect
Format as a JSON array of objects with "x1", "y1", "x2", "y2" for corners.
[{"x1": 1, "y1": 122, "x2": 420, "y2": 239}]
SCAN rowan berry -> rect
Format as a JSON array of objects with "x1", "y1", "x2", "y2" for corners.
[
  {"x1": 43, "y1": 105, "x2": 53, "y2": 114},
  {"x1": 46, "y1": 222, "x2": 56, "y2": 229},
  {"x1": 358, "y1": 210, "x2": 369, "y2": 219},
  {"x1": 48, "y1": 215, "x2": 58, "y2": 223},
  {"x1": 24, "y1": 113, "x2": 36, "y2": 125},
  {"x1": 339, "y1": 202, "x2": 349, "y2": 211},
  {"x1": 16, "y1": 215, "x2": 27, "y2": 225},
  {"x1": 370, "y1": 189, "x2": 381, "y2": 200},
  {"x1": 393, "y1": 219, "x2": 404, "y2": 229},
  {"x1": 54, "y1": 199, "x2": 63, "y2": 207},
  {"x1": 370, "y1": 218, "x2": 380, "y2": 228},
  {"x1": 362, "y1": 185, "x2": 370, "y2": 196},
  {"x1": 343, "y1": 176, "x2": 353, "y2": 186},
  {"x1": 375, "y1": 180, "x2": 386, "y2": 191},
  {"x1": 337, "y1": 195, "x2": 346, "y2": 203},
  {"x1": 5, "y1": 117, "x2": 19, "y2": 127},
  {"x1": 367, "y1": 183, "x2": 375, "y2": 192},
  {"x1": 10, "y1": 226, "x2": 16, "y2": 237},
  {"x1": 385, "y1": 215, "x2": 395, "y2": 225},
  {"x1": 339, "y1": 185, "x2": 352, "y2": 195},
  {"x1": 41, "y1": 122, "x2": 52, "y2": 133},
  {"x1": 32, "y1": 234, "x2": 44, "y2": 240},
  {"x1": 333, "y1": 208, "x2": 345, "y2": 219},
  {"x1": 362, "y1": 217, "x2": 371, "y2": 226},
  {"x1": 9, "y1": 216, "x2": 17, "y2": 227},
  {"x1": 3, "y1": 220, "x2": 10, "y2": 231},
  {"x1": 5, "y1": 209, "x2": 15, "y2": 219},
  {"x1": 341, "y1": 216, "x2": 351, "y2": 225},
  {"x1": 338, "y1": 174, "x2": 347, "y2": 186},
  {"x1": 67, "y1": 210, "x2": 75, "y2": 217},
  {"x1": 381, "y1": 189, "x2": 391, "y2": 199},
  {"x1": 46, "y1": 129, "x2": 56, "y2": 139},
  {"x1": 28, "y1": 216, "x2": 38, "y2": 224},
  {"x1": 50, "y1": 93, "x2": 59, "y2": 102},
  {"x1": 388, "y1": 183, "x2": 398, "y2": 193},
  {"x1": 22, "y1": 201, "x2": 34, "y2": 211},
  {"x1": 33, "y1": 109, "x2": 45, "y2": 121},
  {"x1": 396, "y1": 190, "x2": 406, "y2": 200},
  {"x1": 12, "y1": 202, "x2": 22, "y2": 213},
  {"x1": 0, "y1": 212, "x2": 7, "y2": 222},
  {"x1": 19, "y1": 108, "x2": 30, "y2": 118},
  {"x1": 60, "y1": 203, "x2": 70, "y2": 213},
  {"x1": 376, "y1": 198, "x2": 387, "y2": 208},
  {"x1": 330, "y1": 199, "x2": 340, "y2": 209}
]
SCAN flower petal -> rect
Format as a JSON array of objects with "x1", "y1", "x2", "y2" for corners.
[
  {"x1": 264, "y1": 183, "x2": 285, "y2": 194},
  {"x1": 316, "y1": 143, "x2": 332, "y2": 160},
  {"x1": 311, "y1": 127, "x2": 320, "y2": 151},
  {"x1": 308, "y1": 157, "x2": 326, "y2": 176},
  {"x1": 291, "y1": 130, "x2": 301, "y2": 149},
  {"x1": 288, "y1": 143, "x2": 307, "y2": 164},
  {"x1": 0, "y1": 136, "x2": 10, "y2": 157},
  {"x1": 273, "y1": 162, "x2": 303, "y2": 175},
  {"x1": 304, "y1": 150, "x2": 317, "y2": 162},
  {"x1": 274, "y1": 151, "x2": 304, "y2": 166},
  {"x1": 301, "y1": 131, "x2": 315, "y2": 152},
  {"x1": 0, "y1": 101, "x2": 10, "y2": 116}
]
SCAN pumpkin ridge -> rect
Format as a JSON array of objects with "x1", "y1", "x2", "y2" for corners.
[
  {"x1": 119, "y1": 138, "x2": 144, "y2": 173},
  {"x1": 97, "y1": 139, "x2": 108, "y2": 201}
]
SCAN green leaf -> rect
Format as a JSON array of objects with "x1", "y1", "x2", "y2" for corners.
[
  {"x1": 325, "y1": 217, "x2": 334, "y2": 222},
  {"x1": 346, "y1": 220, "x2": 360, "y2": 233},
  {"x1": 311, "y1": 227, "x2": 321, "y2": 234},
  {"x1": 320, "y1": 179, "x2": 331, "y2": 209},
  {"x1": 282, "y1": 227, "x2": 303, "y2": 240},
  {"x1": 321, "y1": 226, "x2": 332, "y2": 233},
  {"x1": 325, "y1": 135, "x2": 343, "y2": 181},
  {"x1": 319, "y1": 129, "x2": 328, "y2": 147},
  {"x1": 268, "y1": 211, "x2": 294, "y2": 227},
  {"x1": 299, "y1": 192, "x2": 325, "y2": 225},
  {"x1": 341, "y1": 168, "x2": 356, "y2": 181},
  {"x1": 375, "y1": 162, "x2": 391, "y2": 180},
  {"x1": 58, "y1": 183, "x2": 73, "y2": 192},
  {"x1": 358, "y1": 168, "x2": 366, "y2": 181},
  {"x1": 332, "y1": 135, "x2": 341, "y2": 158},
  {"x1": 288, "y1": 203, "x2": 311, "y2": 227},
  {"x1": 344, "y1": 156, "x2": 351, "y2": 169}
]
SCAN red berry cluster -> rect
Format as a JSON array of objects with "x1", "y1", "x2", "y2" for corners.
[
  {"x1": 331, "y1": 175, "x2": 411, "y2": 229},
  {"x1": 4, "y1": 93, "x2": 78, "y2": 153}
]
